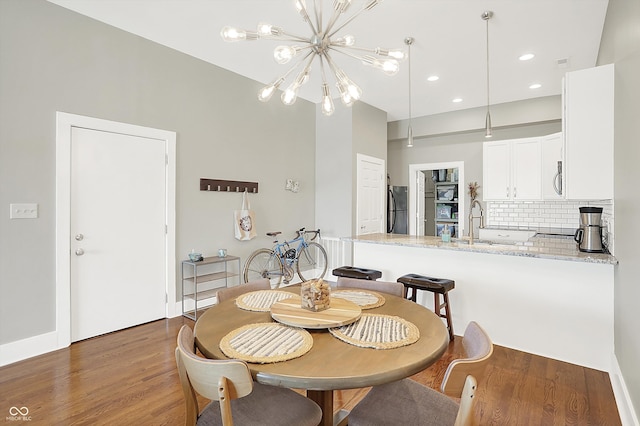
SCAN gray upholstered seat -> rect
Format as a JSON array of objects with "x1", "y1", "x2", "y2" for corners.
[
  {"x1": 348, "y1": 321, "x2": 493, "y2": 426},
  {"x1": 216, "y1": 278, "x2": 270, "y2": 303},
  {"x1": 175, "y1": 325, "x2": 322, "y2": 426},
  {"x1": 336, "y1": 276, "x2": 405, "y2": 297}
]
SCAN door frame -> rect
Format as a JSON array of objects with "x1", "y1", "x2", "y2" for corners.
[
  {"x1": 408, "y1": 161, "x2": 465, "y2": 237},
  {"x1": 55, "y1": 112, "x2": 176, "y2": 348},
  {"x1": 356, "y1": 154, "x2": 385, "y2": 235}
]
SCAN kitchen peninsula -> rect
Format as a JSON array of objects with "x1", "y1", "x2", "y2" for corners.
[{"x1": 345, "y1": 233, "x2": 617, "y2": 372}]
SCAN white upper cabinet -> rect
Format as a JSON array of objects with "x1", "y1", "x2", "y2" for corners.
[
  {"x1": 483, "y1": 138, "x2": 542, "y2": 201},
  {"x1": 541, "y1": 132, "x2": 564, "y2": 200},
  {"x1": 563, "y1": 64, "x2": 614, "y2": 200}
]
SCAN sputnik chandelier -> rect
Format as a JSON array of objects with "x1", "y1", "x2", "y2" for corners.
[{"x1": 221, "y1": 0, "x2": 406, "y2": 116}]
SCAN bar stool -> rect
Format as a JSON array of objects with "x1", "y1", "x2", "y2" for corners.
[
  {"x1": 332, "y1": 266, "x2": 382, "y2": 281},
  {"x1": 397, "y1": 274, "x2": 455, "y2": 341}
]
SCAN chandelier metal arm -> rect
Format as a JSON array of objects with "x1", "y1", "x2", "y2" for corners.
[
  {"x1": 330, "y1": 44, "x2": 406, "y2": 60},
  {"x1": 295, "y1": 0, "x2": 319, "y2": 35},
  {"x1": 327, "y1": 0, "x2": 384, "y2": 38}
]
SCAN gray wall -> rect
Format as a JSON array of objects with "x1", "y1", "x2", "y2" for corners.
[
  {"x1": 0, "y1": 0, "x2": 316, "y2": 345},
  {"x1": 315, "y1": 101, "x2": 387, "y2": 239},
  {"x1": 598, "y1": 0, "x2": 640, "y2": 414}
]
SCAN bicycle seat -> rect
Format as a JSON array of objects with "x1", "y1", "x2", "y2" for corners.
[{"x1": 266, "y1": 231, "x2": 281, "y2": 237}]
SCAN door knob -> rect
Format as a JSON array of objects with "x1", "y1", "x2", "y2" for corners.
[
  {"x1": 75, "y1": 248, "x2": 85, "y2": 256},
  {"x1": 75, "y1": 234, "x2": 84, "y2": 241}
]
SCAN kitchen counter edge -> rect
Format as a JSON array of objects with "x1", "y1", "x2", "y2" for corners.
[{"x1": 342, "y1": 234, "x2": 618, "y2": 265}]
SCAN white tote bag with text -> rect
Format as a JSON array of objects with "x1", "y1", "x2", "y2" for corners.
[{"x1": 234, "y1": 191, "x2": 257, "y2": 241}]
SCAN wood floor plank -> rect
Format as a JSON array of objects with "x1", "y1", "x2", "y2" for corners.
[{"x1": 0, "y1": 317, "x2": 622, "y2": 425}]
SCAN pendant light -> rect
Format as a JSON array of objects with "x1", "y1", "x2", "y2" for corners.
[
  {"x1": 405, "y1": 37, "x2": 414, "y2": 148},
  {"x1": 482, "y1": 11, "x2": 493, "y2": 138}
]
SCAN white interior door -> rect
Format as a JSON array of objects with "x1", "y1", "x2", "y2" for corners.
[
  {"x1": 70, "y1": 127, "x2": 167, "y2": 341},
  {"x1": 416, "y1": 171, "x2": 426, "y2": 235},
  {"x1": 356, "y1": 154, "x2": 385, "y2": 235}
]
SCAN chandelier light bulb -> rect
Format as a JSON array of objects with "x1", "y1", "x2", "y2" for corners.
[
  {"x1": 221, "y1": 26, "x2": 258, "y2": 42},
  {"x1": 257, "y1": 23, "x2": 272, "y2": 37},
  {"x1": 274, "y1": 46, "x2": 298, "y2": 64},
  {"x1": 336, "y1": 81, "x2": 354, "y2": 106},
  {"x1": 281, "y1": 86, "x2": 299, "y2": 105},
  {"x1": 258, "y1": 85, "x2": 276, "y2": 102},
  {"x1": 257, "y1": 78, "x2": 284, "y2": 102},
  {"x1": 362, "y1": 56, "x2": 399, "y2": 76},
  {"x1": 321, "y1": 83, "x2": 335, "y2": 116},
  {"x1": 375, "y1": 47, "x2": 407, "y2": 61},
  {"x1": 334, "y1": 35, "x2": 356, "y2": 46}
]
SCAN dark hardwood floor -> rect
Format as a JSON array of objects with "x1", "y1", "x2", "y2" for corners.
[{"x1": 0, "y1": 317, "x2": 621, "y2": 425}]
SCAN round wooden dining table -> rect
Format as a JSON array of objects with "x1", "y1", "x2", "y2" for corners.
[{"x1": 194, "y1": 285, "x2": 449, "y2": 426}]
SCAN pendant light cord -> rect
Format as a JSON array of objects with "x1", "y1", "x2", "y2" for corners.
[
  {"x1": 485, "y1": 16, "x2": 490, "y2": 114},
  {"x1": 408, "y1": 41, "x2": 412, "y2": 127}
]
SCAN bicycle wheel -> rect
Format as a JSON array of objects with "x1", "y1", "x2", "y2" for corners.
[
  {"x1": 243, "y1": 249, "x2": 283, "y2": 288},
  {"x1": 296, "y1": 242, "x2": 328, "y2": 282}
]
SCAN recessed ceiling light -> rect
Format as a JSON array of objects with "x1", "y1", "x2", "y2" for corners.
[
  {"x1": 452, "y1": 98, "x2": 463, "y2": 103},
  {"x1": 427, "y1": 75, "x2": 439, "y2": 82},
  {"x1": 529, "y1": 83, "x2": 542, "y2": 89},
  {"x1": 519, "y1": 53, "x2": 535, "y2": 61}
]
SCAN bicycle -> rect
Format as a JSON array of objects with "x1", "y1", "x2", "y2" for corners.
[{"x1": 243, "y1": 228, "x2": 328, "y2": 288}]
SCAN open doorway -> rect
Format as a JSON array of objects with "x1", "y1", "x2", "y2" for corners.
[{"x1": 408, "y1": 162, "x2": 465, "y2": 238}]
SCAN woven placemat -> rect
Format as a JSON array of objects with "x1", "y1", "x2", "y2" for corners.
[
  {"x1": 329, "y1": 314, "x2": 419, "y2": 349},
  {"x1": 331, "y1": 290, "x2": 385, "y2": 309},
  {"x1": 236, "y1": 290, "x2": 294, "y2": 312},
  {"x1": 219, "y1": 323, "x2": 313, "y2": 364}
]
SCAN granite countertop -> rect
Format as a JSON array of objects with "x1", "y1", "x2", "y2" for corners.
[{"x1": 343, "y1": 233, "x2": 618, "y2": 265}]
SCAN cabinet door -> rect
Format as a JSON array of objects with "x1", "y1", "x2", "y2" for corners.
[
  {"x1": 483, "y1": 141, "x2": 511, "y2": 200},
  {"x1": 564, "y1": 64, "x2": 614, "y2": 200},
  {"x1": 512, "y1": 138, "x2": 541, "y2": 200},
  {"x1": 542, "y1": 132, "x2": 564, "y2": 200}
]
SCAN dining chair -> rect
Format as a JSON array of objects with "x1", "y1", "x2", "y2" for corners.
[
  {"x1": 347, "y1": 321, "x2": 493, "y2": 426},
  {"x1": 216, "y1": 278, "x2": 270, "y2": 303},
  {"x1": 336, "y1": 276, "x2": 405, "y2": 297},
  {"x1": 175, "y1": 325, "x2": 322, "y2": 426}
]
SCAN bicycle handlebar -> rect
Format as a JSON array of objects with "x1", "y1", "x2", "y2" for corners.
[{"x1": 295, "y1": 228, "x2": 321, "y2": 241}]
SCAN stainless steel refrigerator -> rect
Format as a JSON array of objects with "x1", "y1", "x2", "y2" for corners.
[{"x1": 387, "y1": 185, "x2": 408, "y2": 234}]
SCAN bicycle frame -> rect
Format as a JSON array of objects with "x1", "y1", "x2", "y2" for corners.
[{"x1": 271, "y1": 233, "x2": 310, "y2": 269}]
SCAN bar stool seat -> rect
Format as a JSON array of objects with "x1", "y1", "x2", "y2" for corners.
[
  {"x1": 332, "y1": 266, "x2": 382, "y2": 281},
  {"x1": 397, "y1": 273, "x2": 455, "y2": 341}
]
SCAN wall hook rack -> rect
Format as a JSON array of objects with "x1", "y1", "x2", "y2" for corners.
[{"x1": 200, "y1": 178, "x2": 258, "y2": 193}]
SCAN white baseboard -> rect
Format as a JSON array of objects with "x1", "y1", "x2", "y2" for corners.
[
  {"x1": 2, "y1": 302, "x2": 187, "y2": 366},
  {"x1": 0, "y1": 330, "x2": 62, "y2": 367},
  {"x1": 611, "y1": 354, "x2": 640, "y2": 426}
]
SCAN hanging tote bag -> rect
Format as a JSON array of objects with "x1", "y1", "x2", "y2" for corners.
[{"x1": 234, "y1": 190, "x2": 257, "y2": 241}]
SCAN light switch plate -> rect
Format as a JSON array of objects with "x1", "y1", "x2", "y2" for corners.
[
  {"x1": 10, "y1": 203, "x2": 38, "y2": 219},
  {"x1": 285, "y1": 179, "x2": 293, "y2": 190}
]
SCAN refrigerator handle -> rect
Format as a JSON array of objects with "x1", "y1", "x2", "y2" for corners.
[{"x1": 388, "y1": 190, "x2": 396, "y2": 232}]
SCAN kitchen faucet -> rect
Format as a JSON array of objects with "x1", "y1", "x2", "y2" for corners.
[{"x1": 468, "y1": 199, "x2": 485, "y2": 244}]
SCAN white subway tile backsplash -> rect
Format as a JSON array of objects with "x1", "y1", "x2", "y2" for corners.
[{"x1": 485, "y1": 200, "x2": 614, "y2": 238}]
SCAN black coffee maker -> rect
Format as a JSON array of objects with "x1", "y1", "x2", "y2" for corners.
[{"x1": 574, "y1": 207, "x2": 605, "y2": 253}]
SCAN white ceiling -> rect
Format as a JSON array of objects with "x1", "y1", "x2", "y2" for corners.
[{"x1": 48, "y1": 0, "x2": 609, "y2": 122}]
